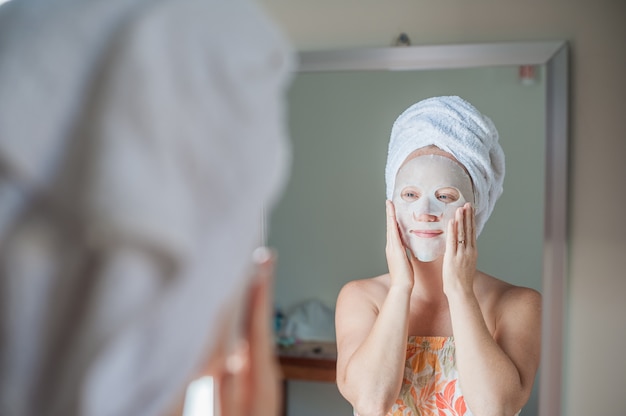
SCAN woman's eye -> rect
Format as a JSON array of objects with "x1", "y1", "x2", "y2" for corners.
[
  {"x1": 435, "y1": 188, "x2": 460, "y2": 203},
  {"x1": 401, "y1": 190, "x2": 420, "y2": 200}
]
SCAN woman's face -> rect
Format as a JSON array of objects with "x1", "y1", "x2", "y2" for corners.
[{"x1": 392, "y1": 153, "x2": 474, "y2": 262}]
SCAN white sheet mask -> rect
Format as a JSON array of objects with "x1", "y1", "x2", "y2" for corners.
[{"x1": 392, "y1": 154, "x2": 474, "y2": 262}]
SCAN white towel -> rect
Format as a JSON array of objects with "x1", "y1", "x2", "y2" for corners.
[
  {"x1": 0, "y1": 0, "x2": 293, "y2": 415},
  {"x1": 385, "y1": 96, "x2": 505, "y2": 235}
]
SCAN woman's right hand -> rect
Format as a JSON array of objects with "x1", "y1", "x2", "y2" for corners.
[{"x1": 385, "y1": 200, "x2": 414, "y2": 290}]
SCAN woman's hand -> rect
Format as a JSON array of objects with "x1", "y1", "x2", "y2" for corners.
[
  {"x1": 385, "y1": 200, "x2": 414, "y2": 290},
  {"x1": 196, "y1": 248, "x2": 281, "y2": 416},
  {"x1": 442, "y1": 203, "x2": 478, "y2": 296},
  {"x1": 225, "y1": 247, "x2": 281, "y2": 416}
]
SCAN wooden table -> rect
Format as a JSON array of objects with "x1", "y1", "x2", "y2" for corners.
[{"x1": 276, "y1": 341, "x2": 337, "y2": 415}]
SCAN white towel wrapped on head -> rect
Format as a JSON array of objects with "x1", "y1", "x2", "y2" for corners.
[{"x1": 385, "y1": 96, "x2": 505, "y2": 235}]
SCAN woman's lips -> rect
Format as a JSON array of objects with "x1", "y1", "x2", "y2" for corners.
[{"x1": 410, "y1": 230, "x2": 443, "y2": 238}]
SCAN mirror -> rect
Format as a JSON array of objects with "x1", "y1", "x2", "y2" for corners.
[{"x1": 269, "y1": 41, "x2": 568, "y2": 416}]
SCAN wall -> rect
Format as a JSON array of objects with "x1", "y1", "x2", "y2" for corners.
[
  {"x1": 260, "y1": 0, "x2": 626, "y2": 415},
  {"x1": 273, "y1": 67, "x2": 545, "y2": 308}
]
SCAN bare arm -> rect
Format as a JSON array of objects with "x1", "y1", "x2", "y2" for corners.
[
  {"x1": 335, "y1": 201, "x2": 414, "y2": 416},
  {"x1": 444, "y1": 204, "x2": 542, "y2": 416}
]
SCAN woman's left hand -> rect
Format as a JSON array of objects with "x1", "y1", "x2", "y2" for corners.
[{"x1": 442, "y1": 203, "x2": 478, "y2": 296}]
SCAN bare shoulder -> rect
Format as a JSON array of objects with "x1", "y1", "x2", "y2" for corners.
[
  {"x1": 476, "y1": 272, "x2": 541, "y2": 308},
  {"x1": 499, "y1": 281, "x2": 542, "y2": 310},
  {"x1": 475, "y1": 272, "x2": 542, "y2": 337},
  {"x1": 497, "y1": 281, "x2": 542, "y2": 332},
  {"x1": 335, "y1": 274, "x2": 391, "y2": 347},
  {"x1": 337, "y1": 273, "x2": 390, "y2": 312}
]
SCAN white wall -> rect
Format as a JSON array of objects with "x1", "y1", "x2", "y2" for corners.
[{"x1": 261, "y1": 0, "x2": 626, "y2": 415}]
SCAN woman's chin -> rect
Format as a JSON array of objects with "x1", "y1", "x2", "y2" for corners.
[{"x1": 413, "y1": 250, "x2": 443, "y2": 263}]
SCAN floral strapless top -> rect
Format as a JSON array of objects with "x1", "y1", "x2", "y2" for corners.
[
  {"x1": 389, "y1": 336, "x2": 469, "y2": 415},
  {"x1": 354, "y1": 336, "x2": 521, "y2": 416}
]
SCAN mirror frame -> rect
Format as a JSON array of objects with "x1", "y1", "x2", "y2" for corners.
[{"x1": 294, "y1": 41, "x2": 569, "y2": 416}]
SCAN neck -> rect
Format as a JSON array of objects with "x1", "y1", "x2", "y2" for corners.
[{"x1": 409, "y1": 255, "x2": 446, "y2": 301}]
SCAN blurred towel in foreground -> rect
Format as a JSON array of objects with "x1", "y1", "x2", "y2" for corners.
[{"x1": 0, "y1": 0, "x2": 293, "y2": 415}]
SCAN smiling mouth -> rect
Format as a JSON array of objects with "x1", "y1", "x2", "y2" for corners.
[{"x1": 410, "y1": 230, "x2": 443, "y2": 238}]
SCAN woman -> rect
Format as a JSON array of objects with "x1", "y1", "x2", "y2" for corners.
[{"x1": 335, "y1": 96, "x2": 541, "y2": 416}]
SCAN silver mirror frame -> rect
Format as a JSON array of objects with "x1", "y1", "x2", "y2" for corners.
[{"x1": 295, "y1": 41, "x2": 569, "y2": 416}]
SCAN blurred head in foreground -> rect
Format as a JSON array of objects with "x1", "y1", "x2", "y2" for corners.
[{"x1": 0, "y1": 0, "x2": 293, "y2": 415}]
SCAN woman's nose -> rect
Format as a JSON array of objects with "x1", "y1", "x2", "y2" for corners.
[
  {"x1": 413, "y1": 211, "x2": 439, "y2": 222},
  {"x1": 411, "y1": 197, "x2": 441, "y2": 222}
]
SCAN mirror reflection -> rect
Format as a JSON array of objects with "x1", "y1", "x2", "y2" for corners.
[{"x1": 270, "y1": 65, "x2": 546, "y2": 415}]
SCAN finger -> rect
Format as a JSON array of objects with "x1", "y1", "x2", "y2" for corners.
[
  {"x1": 248, "y1": 247, "x2": 280, "y2": 416},
  {"x1": 446, "y1": 215, "x2": 457, "y2": 255},
  {"x1": 385, "y1": 200, "x2": 393, "y2": 242},
  {"x1": 385, "y1": 200, "x2": 397, "y2": 238},
  {"x1": 469, "y1": 204, "x2": 477, "y2": 248},
  {"x1": 463, "y1": 203, "x2": 472, "y2": 248},
  {"x1": 250, "y1": 247, "x2": 275, "y2": 334},
  {"x1": 456, "y1": 207, "x2": 465, "y2": 245},
  {"x1": 385, "y1": 200, "x2": 403, "y2": 248},
  {"x1": 250, "y1": 247, "x2": 277, "y2": 362}
]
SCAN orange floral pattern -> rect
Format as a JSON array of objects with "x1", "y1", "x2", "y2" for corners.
[
  {"x1": 389, "y1": 336, "x2": 469, "y2": 416},
  {"x1": 353, "y1": 336, "x2": 522, "y2": 416}
]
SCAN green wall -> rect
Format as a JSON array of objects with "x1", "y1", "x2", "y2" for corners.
[{"x1": 271, "y1": 66, "x2": 545, "y2": 309}]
